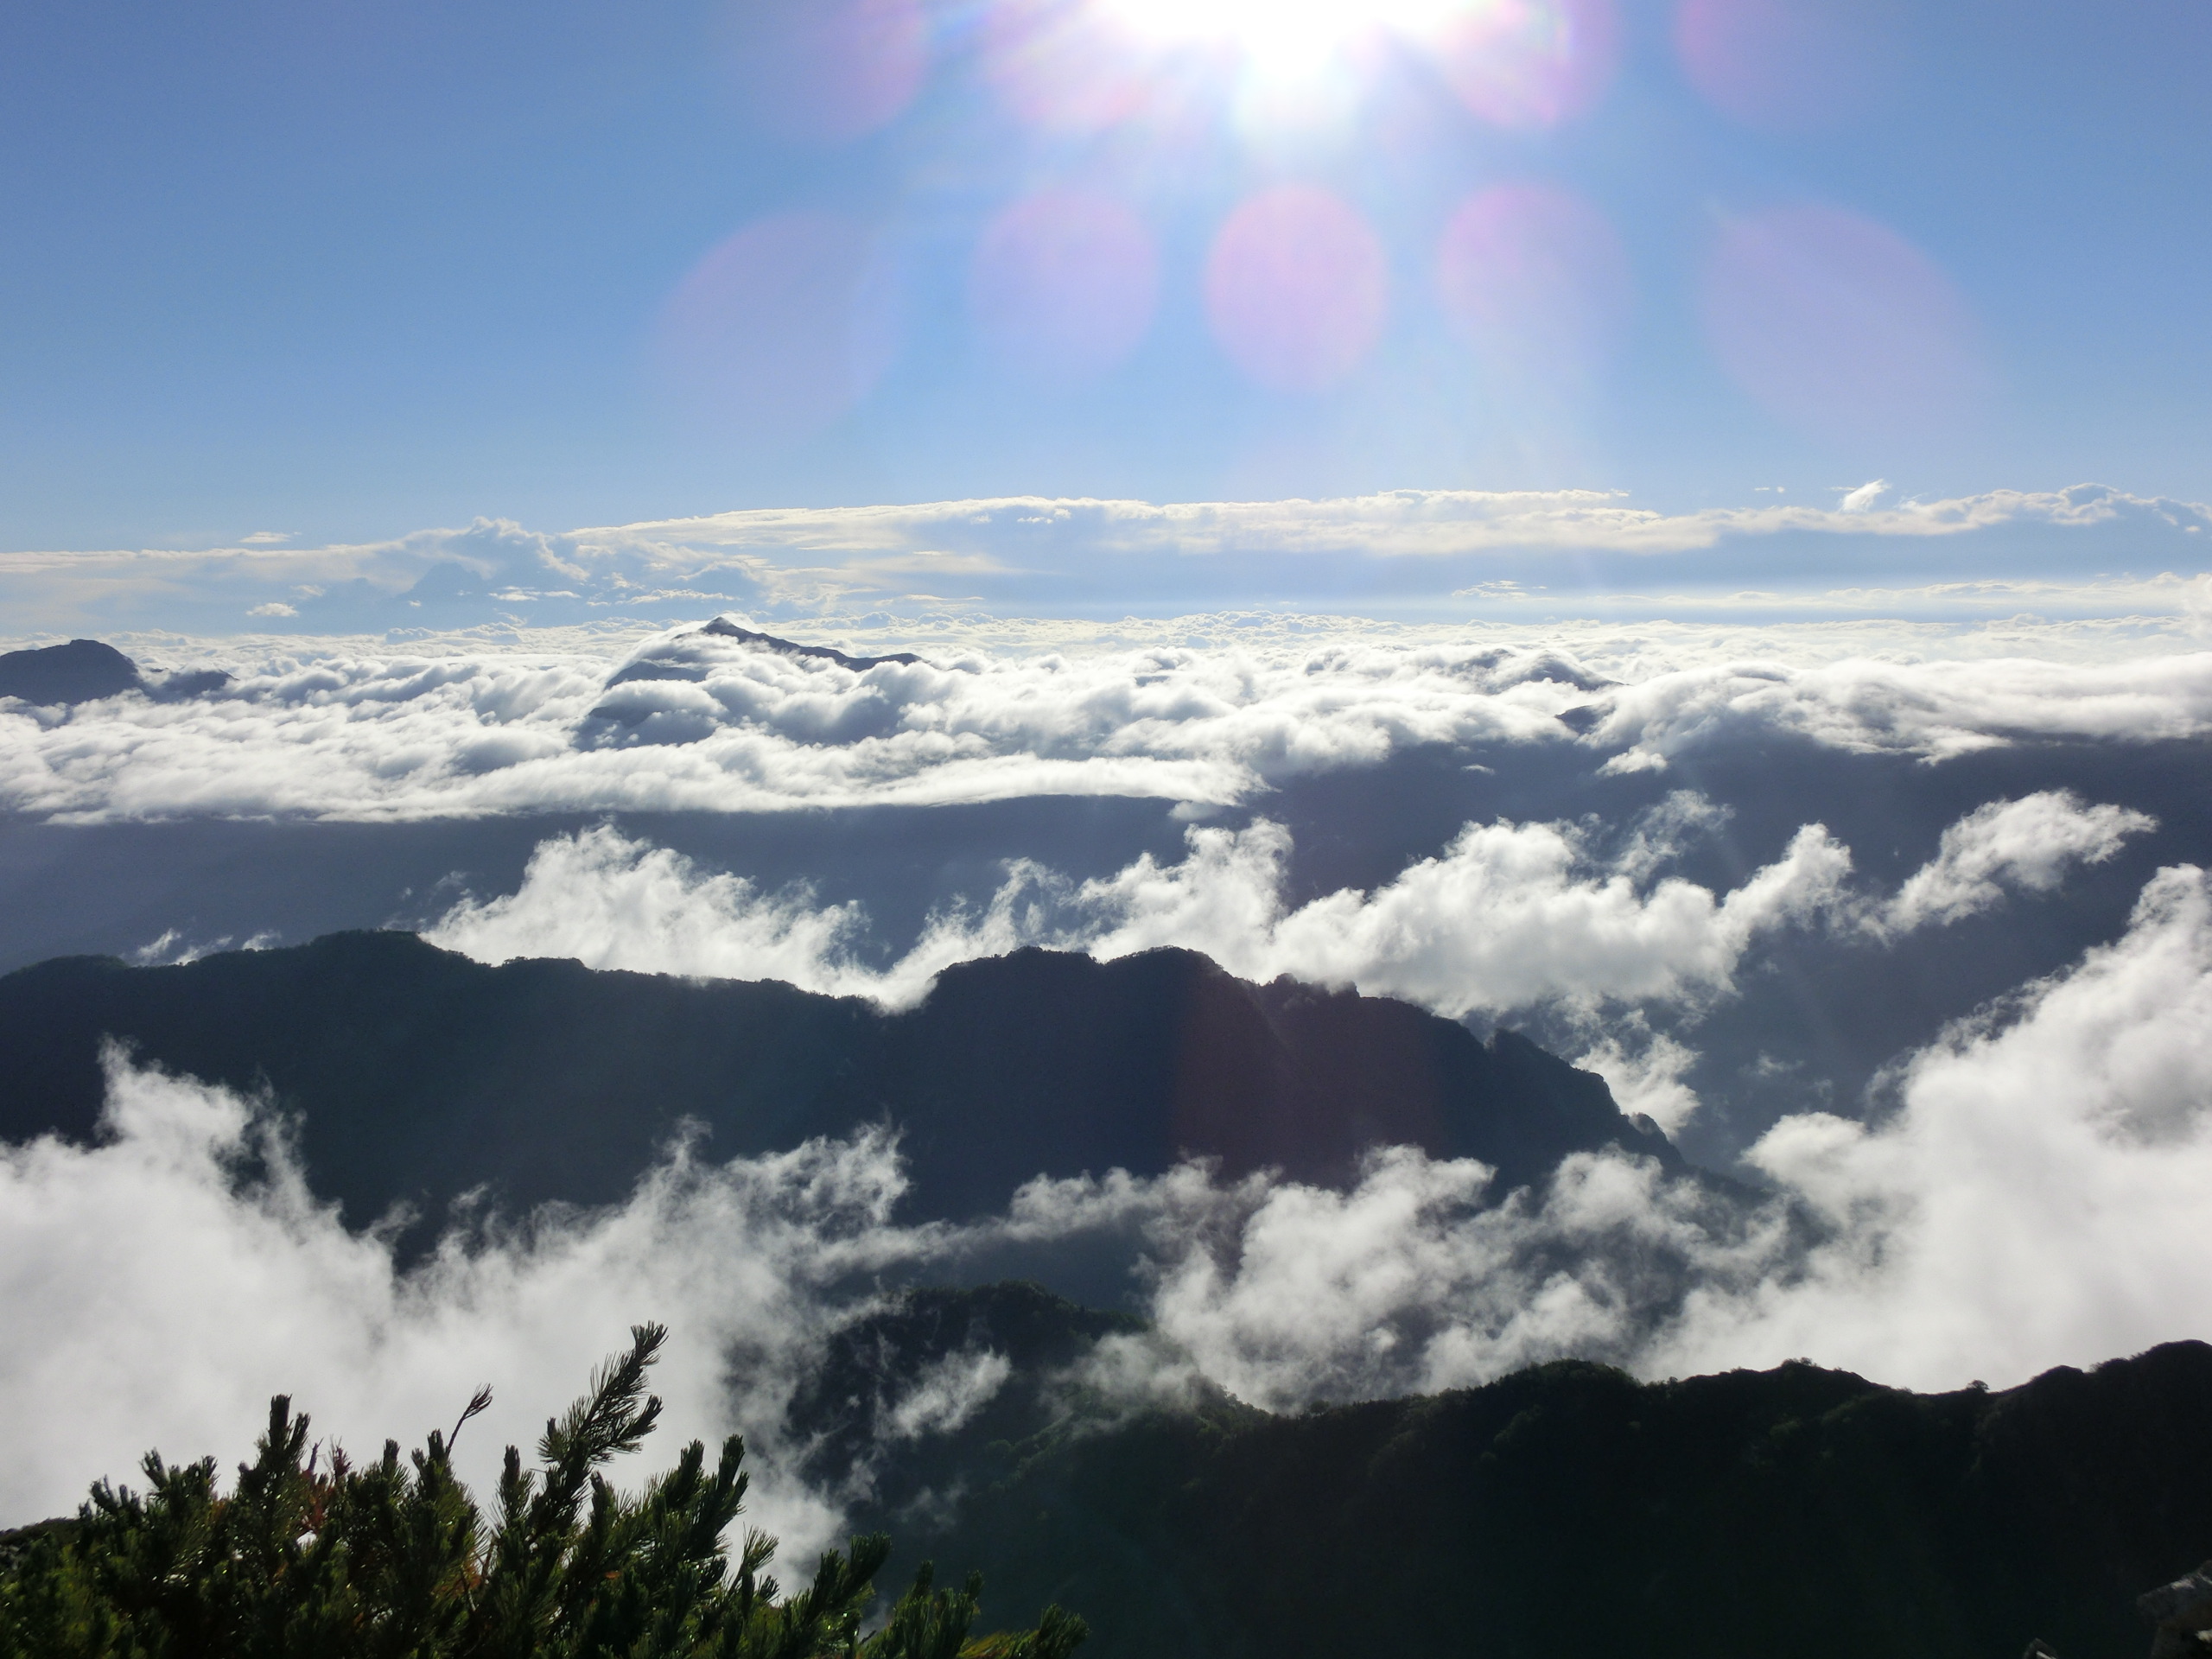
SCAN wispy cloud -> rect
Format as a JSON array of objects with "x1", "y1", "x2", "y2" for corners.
[
  {"x1": 2, "y1": 482, "x2": 2206, "y2": 637},
  {"x1": 577, "y1": 481, "x2": 2210, "y2": 562}
]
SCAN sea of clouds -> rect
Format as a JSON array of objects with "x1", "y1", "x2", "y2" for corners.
[
  {"x1": 6, "y1": 604, "x2": 2212, "y2": 1539},
  {"x1": 8, "y1": 619, "x2": 2212, "y2": 823}
]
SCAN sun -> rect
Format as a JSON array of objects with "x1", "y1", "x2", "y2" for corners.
[{"x1": 1098, "y1": 0, "x2": 1469, "y2": 74}]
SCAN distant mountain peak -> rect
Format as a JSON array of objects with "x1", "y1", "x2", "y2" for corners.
[
  {"x1": 697, "y1": 618, "x2": 923, "y2": 671},
  {"x1": 0, "y1": 639, "x2": 142, "y2": 705},
  {"x1": 0, "y1": 639, "x2": 232, "y2": 707}
]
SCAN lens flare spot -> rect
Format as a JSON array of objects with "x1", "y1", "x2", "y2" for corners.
[
  {"x1": 1436, "y1": 184, "x2": 1631, "y2": 386},
  {"x1": 970, "y1": 189, "x2": 1161, "y2": 381},
  {"x1": 1205, "y1": 187, "x2": 1389, "y2": 393},
  {"x1": 983, "y1": 0, "x2": 1156, "y2": 130},
  {"x1": 721, "y1": 0, "x2": 929, "y2": 143},
  {"x1": 1424, "y1": 0, "x2": 1620, "y2": 130},
  {"x1": 656, "y1": 212, "x2": 902, "y2": 442},
  {"x1": 1701, "y1": 204, "x2": 1984, "y2": 442},
  {"x1": 1675, "y1": 0, "x2": 1901, "y2": 131}
]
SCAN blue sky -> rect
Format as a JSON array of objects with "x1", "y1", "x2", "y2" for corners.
[{"x1": 1, "y1": 0, "x2": 2207, "y2": 564}]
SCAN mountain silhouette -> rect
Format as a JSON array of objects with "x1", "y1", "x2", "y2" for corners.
[
  {"x1": 0, "y1": 639, "x2": 143, "y2": 704},
  {"x1": 0, "y1": 638, "x2": 230, "y2": 706},
  {"x1": 0, "y1": 932, "x2": 1677, "y2": 1232},
  {"x1": 603, "y1": 620, "x2": 924, "y2": 691},
  {"x1": 805, "y1": 1281, "x2": 2212, "y2": 1659},
  {"x1": 695, "y1": 617, "x2": 924, "y2": 671}
]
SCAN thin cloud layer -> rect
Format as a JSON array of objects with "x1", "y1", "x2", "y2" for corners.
[
  {"x1": 579, "y1": 481, "x2": 2212, "y2": 563},
  {"x1": 8, "y1": 625, "x2": 2212, "y2": 822},
  {"x1": 3, "y1": 482, "x2": 2208, "y2": 636}
]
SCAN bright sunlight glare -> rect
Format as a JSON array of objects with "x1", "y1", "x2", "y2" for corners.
[{"x1": 1102, "y1": 0, "x2": 1472, "y2": 73}]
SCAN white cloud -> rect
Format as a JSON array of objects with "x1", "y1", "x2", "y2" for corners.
[
  {"x1": 7, "y1": 624, "x2": 2211, "y2": 823},
  {"x1": 431, "y1": 804, "x2": 1851, "y2": 1022},
  {"x1": 0, "y1": 632, "x2": 1593, "y2": 822},
  {"x1": 3, "y1": 482, "x2": 2209, "y2": 637},
  {"x1": 575, "y1": 481, "x2": 2211, "y2": 563},
  {"x1": 429, "y1": 825, "x2": 1042, "y2": 1010},
  {"x1": 1058, "y1": 813, "x2": 1852, "y2": 1018},
  {"x1": 246, "y1": 601, "x2": 298, "y2": 618},
  {"x1": 0, "y1": 1051, "x2": 1745, "y2": 1523},
  {"x1": 126, "y1": 928, "x2": 281, "y2": 967},
  {"x1": 435, "y1": 788, "x2": 2135, "y2": 1035},
  {"x1": 1655, "y1": 863, "x2": 2212, "y2": 1389},
  {"x1": 1117, "y1": 1147, "x2": 1778, "y2": 1409},
  {"x1": 881, "y1": 1349, "x2": 1014, "y2": 1442},
  {"x1": 0, "y1": 1046, "x2": 950, "y2": 1546},
  {"x1": 1871, "y1": 790, "x2": 2154, "y2": 938},
  {"x1": 1573, "y1": 1026, "x2": 1704, "y2": 1135},
  {"x1": 1020, "y1": 862, "x2": 2212, "y2": 1404},
  {"x1": 1586, "y1": 650, "x2": 2212, "y2": 766}
]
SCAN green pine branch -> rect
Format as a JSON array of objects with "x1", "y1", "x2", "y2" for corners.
[{"x1": 0, "y1": 1326, "x2": 1084, "y2": 1659}]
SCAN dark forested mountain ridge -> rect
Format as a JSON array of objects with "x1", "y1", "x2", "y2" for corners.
[
  {"x1": 814, "y1": 1285, "x2": 2212, "y2": 1659},
  {"x1": 0, "y1": 932, "x2": 1676, "y2": 1231}
]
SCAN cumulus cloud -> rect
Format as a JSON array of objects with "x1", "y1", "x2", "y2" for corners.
[
  {"x1": 435, "y1": 789, "x2": 2141, "y2": 1033},
  {"x1": 0, "y1": 1056, "x2": 1609, "y2": 1527},
  {"x1": 0, "y1": 1047, "x2": 944, "y2": 1545},
  {"x1": 880, "y1": 1350, "x2": 1014, "y2": 1442},
  {"x1": 430, "y1": 799, "x2": 1855, "y2": 1021},
  {"x1": 1057, "y1": 813, "x2": 1851, "y2": 1018},
  {"x1": 1, "y1": 1052, "x2": 1752, "y2": 1527},
  {"x1": 1655, "y1": 862, "x2": 2212, "y2": 1388},
  {"x1": 1030, "y1": 861, "x2": 2212, "y2": 1402},
  {"x1": 1869, "y1": 789, "x2": 2154, "y2": 937},
  {"x1": 1573, "y1": 1026, "x2": 1705, "y2": 1135},
  {"x1": 428, "y1": 825, "x2": 1040, "y2": 1010},
  {"x1": 1103, "y1": 1149, "x2": 1778, "y2": 1410},
  {"x1": 127, "y1": 927, "x2": 279, "y2": 967}
]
